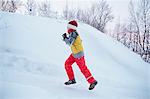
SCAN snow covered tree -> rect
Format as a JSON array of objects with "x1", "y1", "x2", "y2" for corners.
[
  {"x1": 128, "y1": 0, "x2": 150, "y2": 62},
  {"x1": 38, "y1": 0, "x2": 51, "y2": 17},
  {"x1": 0, "y1": 0, "x2": 22, "y2": 13},
  {"x1": 113, "y1": 0, "x2": 150, "y2": 63},
  {"x1": 0, "y1": 0, "x2": 9, "y2": 11},
  {"x1": 139, "y1": 0, "x2": 150, "y2": 52},
  {"x1": 25, "y1": 0, "x2": 37, "y2": 16},
  {"x1": 89, "y1": 0, "x2": 114, "y2": 32},
  {"x1": 63, "y1": 0, "x2": 69, "y2": 20},
  {"x1": 128, "y1": 1, "x2": 141, "y2": 53},
  {"x1": 64, "y1": 0, "x2": 113, "y2": 33}
]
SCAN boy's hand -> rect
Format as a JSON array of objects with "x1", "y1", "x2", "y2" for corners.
[{"x1": 62, "y1": 33, "x2": 67, "y2": 40}]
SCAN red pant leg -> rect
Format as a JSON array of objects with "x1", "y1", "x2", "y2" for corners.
[
  {"x1": 65, "y1": 54, "x2": 75, "y2": 80},
  {"x1": 75, "y1": 56, "x2": 96, "y2": 84}
]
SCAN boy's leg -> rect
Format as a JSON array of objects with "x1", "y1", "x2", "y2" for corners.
[
  {"x1": 65, "y1": 54, "x2": 75, "y2": 80},
  {"x1": 75, "y1": 56, "x2": 96, "y2": 84}
]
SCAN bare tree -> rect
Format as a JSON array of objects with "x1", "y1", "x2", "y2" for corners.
[
  {"x1": 0, "y1": 0, "x2": 22, "y2": 13},
  {"x1": 90, "y1": 0, "x2": 114, "y2": 32},
  {"x1": 64, "y1": 8, "x2": 76, "y2": 20},
  {"x1": 129, "y1": 1, "x2": 142, "y2": 51},
  {"x1": 114, "y1": 21, "x2": 121, "y2": 41},
  {"x1": 129, "y1": 0, "x2": 150, "y2": 61},
  {"x1": 38, "y1": 0, "x2": 51, "y2": 17},
  {"x1": 139, "y1": 0, "x2": 150, "y2": 52},
  {"x1": 63, "y1": 0, "x2": 113, "y2": 33},
  {"x1": 9, "y1": 0, "x2": 17, "y2": 12},
  {"x1": 63, "y1": 0, "x2": 69, "y2": 20},
  {"x1": 25, "y1": 0, "x2": 37, "y2": 16},
  {"x1": 112, "y1": 0, "x2": 150, "y2": 63},
  {"x1": 0, "y1": 0, "x2": 9, "y2": 11}
]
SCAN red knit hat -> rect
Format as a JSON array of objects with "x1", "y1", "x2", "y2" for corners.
[{"x1": 67, "y1": 20, "x2": 78, "y2": 30}]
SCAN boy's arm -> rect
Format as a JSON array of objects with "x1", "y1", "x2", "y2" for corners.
[{"x1": 64, "y1": 32, "x2": 78, "y2": 46}]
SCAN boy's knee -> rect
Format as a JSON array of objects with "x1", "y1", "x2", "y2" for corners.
[
  {"x1": 79, "y1": 65, "x2": 88, "y2": 72},
  {"x1": 65, "y1": 60, "x2": 70, "y2": 68},
  {"x1": 64, "y1": 61, "x2": 68, "y2": 67}
]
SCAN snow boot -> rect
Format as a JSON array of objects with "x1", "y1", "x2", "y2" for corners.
[
  {"x1": 64, "y1": 79, "x2": 76, "y2": 85},
  {"x1": 89, "y1": 81, "x2": 98, "y2": 90}
]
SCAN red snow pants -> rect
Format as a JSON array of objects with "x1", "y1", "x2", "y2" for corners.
[{"x1": 65, "y1": 54, "x2": 96, "y2": 84}]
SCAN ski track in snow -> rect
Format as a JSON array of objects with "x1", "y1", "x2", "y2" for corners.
[{"x1": 0, "y1": 44, "x2": 149, "y2": 99}]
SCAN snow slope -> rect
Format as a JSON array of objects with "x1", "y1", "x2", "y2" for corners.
[{"x1": 0, "y1": 12, "x2": 149, "y2": 99}]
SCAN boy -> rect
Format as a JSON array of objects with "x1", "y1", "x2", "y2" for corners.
[{"x1": 62, "y1": 20, "x2": 97, "y2": 90}]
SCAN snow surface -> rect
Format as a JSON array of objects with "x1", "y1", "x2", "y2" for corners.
[{"x1": 0, "y1": 12, "x2": 150, "y2": 99}]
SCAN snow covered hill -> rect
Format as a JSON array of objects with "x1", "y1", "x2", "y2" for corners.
[{"x1": 0, "y1": 12, "x2": 149, "y2": 99}]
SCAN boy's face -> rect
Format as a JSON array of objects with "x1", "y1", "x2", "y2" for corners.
[
  {"x1": 67, "y1": 27, "x2": 73, "y2": 34},
  {"x1": 67, "y1": 26, "x2": 71, "y2": 30}
]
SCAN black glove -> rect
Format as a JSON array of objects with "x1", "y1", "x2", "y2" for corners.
[{"x1": 62, "y1": 33, "x2": 67, "y2": 40}]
